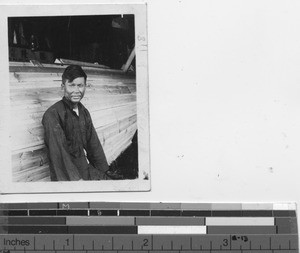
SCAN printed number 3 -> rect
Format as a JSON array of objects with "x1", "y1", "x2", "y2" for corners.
[{"x1": 223, "y1": 239, "x2": 229, "y2": 246}]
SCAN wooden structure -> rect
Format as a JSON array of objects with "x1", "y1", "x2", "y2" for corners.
[{"x1": 10, "y1": 62, "x2": 137, "y2": 182}]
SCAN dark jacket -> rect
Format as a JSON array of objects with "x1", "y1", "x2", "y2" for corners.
[{"x1": 42, "y1": 97, "x2": 109, "y2": 181}]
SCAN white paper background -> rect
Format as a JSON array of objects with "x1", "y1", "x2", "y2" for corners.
[{"x1": 0, "y1": 0, "x2": 299, "y2": 210}]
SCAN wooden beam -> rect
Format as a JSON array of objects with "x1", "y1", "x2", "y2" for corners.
[
  {"x1": 59, "y1": 58, "x2": 110, "y2": 69},
  {"x1": 122, "y1": 47, "x2": 135, "y2": 73}
]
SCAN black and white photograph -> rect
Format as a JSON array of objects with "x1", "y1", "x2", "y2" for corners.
[{"x1": 0, "y1": 4, "x2": 150, "y2": 193}]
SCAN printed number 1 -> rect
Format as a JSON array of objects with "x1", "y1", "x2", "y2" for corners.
[{"x1": 66, "y1": 239, "x2": 69, "y2": 246}]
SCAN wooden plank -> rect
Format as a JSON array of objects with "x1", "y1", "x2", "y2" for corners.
[
  {"x1": 58, "y1": 58, "x2": 110, "y2": 70},
  {"x1": 102, "y1": 123, "x2": 137, "y2": 149},
  {"x1": 12, "y1": 127, "x2": 137, "y2": 181},
  {"x1": 10, "y1": 100, "x2": 136, "y2": 116},
  {"x1": 122, "y1": 47, "x2": 135, "y2": 73},
  {"x1": 13, "y1": 164, "x2": 49, "y2": 182},
  {"x1": 11, "y1": 72, "x2": 61, "y2": 82},
  {"x1": 12, "y1": 124, "x2": 137, "y2": 180},
  {"x1": 10, "y1": 112, "x2": 136, "y2": 143},
  {"x1": 12, "y1": 164, "x2": 50, "y2": 182},
  {"x1": 10, "y1": 103, "x2": 136, "y2": 133},
  {"x1": 104, "y1": 128, "x2": 137, "y2": 163},
  {"x1": 39, "y1": 176, "x2": 51, "y2": 182},
  {"x1": 96, "y1": 116, "x2": 137, "y2": 144},
  {"x1": 10, "y1": 82, "x2": 135, "y2": 90},
  {"x1": 11, "y1": 94, "x2": 136, "y2": 110},
  {"x1": 12, "y1": 149, "x2": 48, "y2": 177},
  {"x1": 11, "y1": 95, "x2": 135, "y2": 126},
  {"x1": 10, "y1": 62, "x2": 137, "y2": 182},
  {"x1": 10, "y1": 75, "x2": 135, "y2": 86},
  {"x1": 11, "y1": 135, "x2": 43, "y2": 152},
  {"x1": 10, "y1": 105, "x2": 137, "y2": 148},
  {"x1": 11, "y1": 141, "x2": 45, "y2": 154},
  {"x1": 90, "y1": 101, "x2": 136, "y2": 117},
  {"x1": 12, "y1": 152, "x2": 48, "y2": 173},
  {"x1": 9, "y1": 63, "x2": 127, "y2": 76},
  {"x1": 11, "y1": 114, "x2": 136, "y2": 158},
  {"x1": 9, "y1": 66, "x2": 133, "y2": 80},
  {"x1": 10, "y1": 85, "x2": 135, "y2": 99},
  {"x1": 12, "y1": 147, "x2": 47, "y2": 164}
]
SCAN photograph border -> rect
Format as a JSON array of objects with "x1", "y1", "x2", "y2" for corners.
[{"x1": 0, "y1": 3, "x2": 150, "y2": 193}]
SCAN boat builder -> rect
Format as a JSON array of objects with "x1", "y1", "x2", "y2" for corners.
[{"x1": 42, "y1": 65, "x2": 109, "y2": 181}]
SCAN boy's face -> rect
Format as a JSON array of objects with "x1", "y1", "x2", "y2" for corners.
[{"x1": 62, "y1": 77, "x2": 86, "y2": 105}]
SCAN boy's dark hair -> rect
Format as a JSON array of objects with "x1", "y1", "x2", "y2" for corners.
[{"x1": 62, "y1": 65, "x2": 87, "y2": 84}]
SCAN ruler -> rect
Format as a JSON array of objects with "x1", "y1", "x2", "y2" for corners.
[{"x1": 0, "y1": 202, "x2": 298, "y2": 253}]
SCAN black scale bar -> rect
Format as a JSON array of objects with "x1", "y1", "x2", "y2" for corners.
[
  {"x1": 119, "y1": 210, "x2": 150, "y2": 216},
  {"x1": 0, "y1": 210, "x2": 297, "y2": 217},
  {"x1": 1, "y1": 226, "x2": 137, "y2": 234},
  {"x1": 89, "y1": 210, "x2": 118, "y2": 216}
]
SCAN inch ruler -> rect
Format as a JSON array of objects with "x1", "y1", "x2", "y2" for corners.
[{"x1": 0, "y1": 202, "x2": 298, "y2": 253}]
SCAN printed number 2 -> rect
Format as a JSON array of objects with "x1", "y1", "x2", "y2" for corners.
[
  {"x1": 143, "y1": 239, "x2": 149, "y2": 247},
  {"x1": 223, "y1": 239, "x2": 229, "y2": 246}
]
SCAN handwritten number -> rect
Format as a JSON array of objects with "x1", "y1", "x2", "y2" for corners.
[{"x1": 138, "y1": 35, "x2": 146, "y2": 41}]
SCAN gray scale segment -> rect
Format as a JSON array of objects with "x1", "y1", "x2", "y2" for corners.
[
  {"x1": 119, "y1": 203, "x2": 151, "y2": 209},
  {"x1": 0, "y1": 217, "x2": 9, "y2": 224},
  {"x1": 56, "y1": 251, "x2": 86, "y2": 253},
  {"x1": 17, "y1": 251, "x2": 295, "y2": 253},
  {"x1": 112, "y1": 252, "x2": 153, "y2": 253},
  {"x1": 273, "y1": 251, "x2": 299, "y2": 253},
  {"x1": 207, "y1": 226, "x2": 276, "y2": 235},
  {"x1": 146, "y1": 251, "x2": 179, "y2": 253},
  {"x1": 211, "y1": 251, "x2": 242, "y2": 253},
  {"x1": 0, "y1": 225, "x2": 8, "y2": 234},
  {"x1": 150, "y1": 203, "x2": 182, "y2": 210},
  {"x1": 85, "y1": 251, "x2": 119, "y2": 253},
  {"x1": 85, "y1": 251, "x2": 118, "y2": 253},
  {"x1": 27, "y1": 203, "x2": 58, "y2": 209},
  {"x1": 181, "y1": 251, "x2": 211, "y2": 253},
  {"x1": 9, "y1": 251, "x2": 56, "y2": 253},
  {"x1": 89, "y1": 202, "x2": 120, "y2": 209},
  {"x1": 275, "y1": 218, "x2": 298, "y2": 234},
  {"x1": 59, "y1": 202, "x2": 89, "y2": 209},
  {"x1": 136, "y1": 217, "x2": 205, "y2": 226},
  {"x1": 243, "y1": 251, "x2": 272, "y2": 253},
  {"x1": 0, "y1": 203, "x2": 28, "y2": 209}
]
